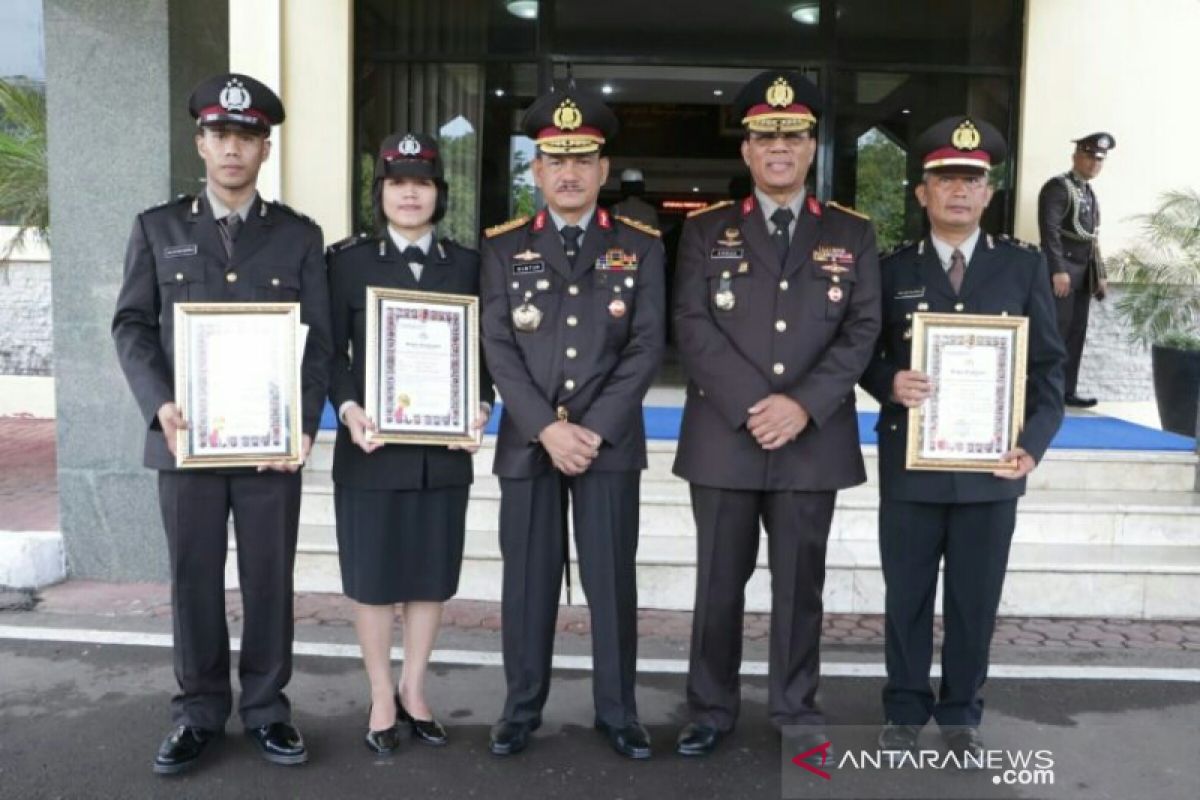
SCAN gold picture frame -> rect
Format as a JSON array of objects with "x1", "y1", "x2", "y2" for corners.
[
  {"x1": 363, "y1": 287, "x2": 481, "y2": 447},
  {"x1": 906, "y1": 312, "x2": 1029, "y2": 473},
  {"x1": 173, "y1": 302, "x2": 303, "y2": 469}
]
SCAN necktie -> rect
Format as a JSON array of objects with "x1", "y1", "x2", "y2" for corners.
[
  {"x1": 561, "y1": 225, "x2": 583, "y2": 266},
  {"x1": 948, "y1": 248, "x2": 966, "y2": 295},
  {"x1": 770, "y1": 207, "x2": 794, "y2": 267},
  {"x1": 219, "y1": 213, "x2": 242, "y2": 259},
  {"x1": 402, "y1": 245, "x2": 426, "y2": 281}
]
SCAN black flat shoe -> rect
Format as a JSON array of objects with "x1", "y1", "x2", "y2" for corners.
[
  {"x1": 395, "y1": 693, "x2": 448, "y2": 746},
  {"x1": 595, "y1": 720, "x2": 652, "y2": 760},
  {"x1": 675, "y1": 722, "x2": 724, "y2": 757},
  {"x1": 489, "y1": 718, "x2": 539, "y2": 756},
  {"x1": 1065, "y1": 393, "x2": 1098, "y2": 408},
  {"x1": 245, "y1": 722, "x2": 308, "y2": 766},
  {"x1": 153, "y1": 725, "x2": 219, "y2": 775},
  {"x1": 365, "y1": 703, "x2": 402, "y2": 755},
  {"x1": 942, "y1": 726, "x2": 985, "y2": 770}
]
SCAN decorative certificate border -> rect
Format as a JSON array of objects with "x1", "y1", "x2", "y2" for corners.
[
  {"x1": 173, "y1": 303, "x2": 303, "y2": 469},
  {"x1": 906, "y1": 312, "x2": 1029, "y2": 473},
  {"x1": 363, "y1": 287, "x2": 481, "y2": 446}
]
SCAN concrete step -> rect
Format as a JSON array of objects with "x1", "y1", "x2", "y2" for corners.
[
  {"x1": 307, "y1": 433, "x2": 1197, "y2": 493},
  {"x1": 296, "y1": 470, "x2": 1200, "y2": 548},
  {"x1": 225, "y1": 527, "x2": 1200, "y2": 619}
]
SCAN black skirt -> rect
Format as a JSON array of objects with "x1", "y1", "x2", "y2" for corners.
[{"x1": 334, "y1": 484, "x2": 469, "y2": 604}]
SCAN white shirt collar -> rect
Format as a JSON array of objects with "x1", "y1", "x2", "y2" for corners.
[
  {"x1": 387, "y1": 227, "x2": 434, "y2": 256},
  {"x1": 930, "y1": 228, "x2": 982, "y2": 272},
  {"x1": 206, "y1": 187, "x2": 257, "y2": 222}
]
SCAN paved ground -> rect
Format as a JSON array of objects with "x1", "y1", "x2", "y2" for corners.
[
  {"x1": 1, "y1": 595, "x2": 1198, "y2": 800},
  {"x1": 0, "y1": 418, "x2": 57, "y2": 530}
]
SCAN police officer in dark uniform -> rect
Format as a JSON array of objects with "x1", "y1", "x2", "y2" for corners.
[
  {"x1": 860, "y1": 116, "x2": 1065, "y2": 763},
  {"x1": 672, "y1": 70, "x2": 882, "y2": 758},
  {"x1": 1037, "y1": 132, "x2": 1115, "y2": 407},
  {"x1": 480, "y1": 87, "x2": 666, "y2": 760},
  {"x1": 112, "y1": 73, "x2": 332, "y2": 773}
]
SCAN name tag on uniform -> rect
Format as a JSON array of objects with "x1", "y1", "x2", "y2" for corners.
[
  {"x1": 894, "y1": 287, "x2": 925, "y2": 300},
  {"x1": 710, "y1": 247, "x2": 745, "y2": 260},
  {"x1": 164, "y1": 244, "x2": 198, "y2": 258},
  {"x1": 512, "y1": 261, "x2": 545, "y2": 275}
]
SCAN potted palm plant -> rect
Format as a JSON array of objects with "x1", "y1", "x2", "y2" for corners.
[
  {"x1": 0, "y1": 78, "x2": 48, "y2": 259},
  {"x1": 1111, "y1": 189, "x2": 1200, "y2": 437}
]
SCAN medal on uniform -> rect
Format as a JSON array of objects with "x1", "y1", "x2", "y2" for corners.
[
  {"x1": 714, "y1": 270, "x2": 736, "y2": 311},
  {"x1": 608, "y1": 298, "x2": 627, "y2": 318},
  {"x1": 827, "y1": 286, "x2": 844, "y2": 303},
  {"x1": 512, "y1": 291, "x2": 543, "y2": 331}
]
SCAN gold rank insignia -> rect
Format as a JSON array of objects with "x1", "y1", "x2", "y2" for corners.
[
  {"x1": 553, "y1": 99, "x2": 583, "y2": 131},
  {"x1": 687, "y1": 199, "x2": 733, "y2": 218},
  {"x1": 513, "y1": 248, "x2": 541, "y2": 261},
  {"x1": 485, "y1": 215, "x2": 530, "y2": 238},
  {"x1": 615, "y1": 215, "x2": 661, "y2": 238},
  {"x1": 951, "y1": 119, "x2": 982, "y2": 150}
]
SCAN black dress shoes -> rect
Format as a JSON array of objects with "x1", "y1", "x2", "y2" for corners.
[
  {"x1": 942, "y1": 727, "x2": 985, "y2": 769},
  {"x1": 791, "y1": 730, "x2": 837, "y2": 765},
  {"x1": 395, "y1": 693, "x2": 448, "y2": 747},
  {"x1": 675, "y1": 722, "x2": 725, "y2": 757},
  {"x1": 365, "y1": 703, "x2": 402, "y2": 756},
  {"x1": 595, "y1": 720, "x2": 652, "y2": 760},
  {"x1": 489, "y1": 718, "x2": 539, "y2": 756},
  {"x1": 246, "y1": 722, "x2": 308, "y2": 765},
  {"x1": 1065, "y1": 393, "x2": 1098, "y2": 408},
  {"x1": 153, "y1": 725, "x2": 219, "y2": 774},
  {"x1": 878, "y1": 722, "x2": 922, "y2": 753}
]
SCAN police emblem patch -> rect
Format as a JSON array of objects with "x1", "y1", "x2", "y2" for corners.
[{"x1": 219, "y1": 78, "x2": 252, "y2": 113}]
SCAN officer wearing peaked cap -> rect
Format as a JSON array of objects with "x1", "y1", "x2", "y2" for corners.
[
  {"x1": 672, "y1": 69, "x2": 881, "y2": 758},
  {"x1": 479, "y1": 86, "x2": 665, "y2": 760},
  {"x1": 1038, "y1": 131, "x2": 1116, "y2": 408},
  {"x1": 859, "y1": 116, "x2": 1064, "y2": 763},
  {"x1": 112, "y1": 73, "x2": 331, "y2": 773}
]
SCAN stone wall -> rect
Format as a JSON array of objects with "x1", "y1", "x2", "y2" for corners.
[
  {"x1": 0, "y1": 261, "x2": 53, "y2": 376},
  {"x1": 1076, "y1": 284, "x2": 1155, "y2": 402}
]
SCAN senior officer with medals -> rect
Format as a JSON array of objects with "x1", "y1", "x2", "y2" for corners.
[
  {"x1": 671, "y1": 70, "x2": 881, "y2": 758},
  {"x1": 112, "y1": 73, "x2": 332, "y2": 773},
  {"x1": 859, "y1": 117, "x2": 1065, "y2": 763},
  {"x1": 1037, "y1": 132, "x2": 1115, "y2": 408},
  {"x1": 479, "y1": 87, "x2": 666, "y2": 760}
]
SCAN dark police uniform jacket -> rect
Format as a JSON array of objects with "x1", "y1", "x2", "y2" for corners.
[
  {"x1": 112, "y1": 194, "x2": 333, "y2": 470},
  {"x1": 1037, "y1": 174, "x2": 1106, "y2": 296},
  {"x1": 859, "y1": 235, "x2": 1066, "y2": 503},
  {"x1": 480, "y1": 208, "x2": 666, "y2": 479},
  {"x1": 326, "y1": 234, "x2": 495, "y2": 489},
  {"x1": 672, "y1": 195, "x2": 881, "y2": 491}
]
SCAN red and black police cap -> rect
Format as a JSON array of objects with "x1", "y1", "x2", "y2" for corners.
[
  {"x1": 521, "y1": 87, "x2": 618, "y2": 155},
  {"x1": 374, "y1": 132, "x2": 444, "y2": 182},
  {"x1": 915, "y1": 115, "x2": 1007, "y2": 174},
  {"x1": 1073, "y1": 132, "x2": 1116, "y2": 159},
  {"x1": 188, "y1": 73, "x2": 285, "y2": 133},
  {"x1": 733, "y1": 70, "x2": 823, "y2": 133}
]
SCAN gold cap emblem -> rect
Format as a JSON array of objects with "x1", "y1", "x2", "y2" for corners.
[
  {"x1": 951, "y1": 119, "x2": 982, "y2": 151},
  {"x1": 553, "y1": 99, "x2": 583, "y2": 131},
  {"x1": 765, "y1": 77, "x2": 795, "y2": 109}
]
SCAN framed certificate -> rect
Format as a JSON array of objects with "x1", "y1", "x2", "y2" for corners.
[
  {"x1": 364, "y1": 288, "x2": 481, "y2": 446},
  {"x1": 173, "y1": 303, "x2": 304, "y2": 469},
  {"x1": 906, "y1": 312, "x2": 1028, "y2": 473}
]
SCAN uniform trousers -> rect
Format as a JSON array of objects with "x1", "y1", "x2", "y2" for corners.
[
  {"x1": 158, "y1": 470, "x2": 301, "y2": 731},
  {"x1": 498, "y1": 469, "x2": 641, "y2": 728},
  {"x1": 685, "y1": 485, "x2": 836, "y2": 731},
  {"x1": 879, "y1": 498, "x2": 1017, "y2": 728},
  {"x1": 1054, "y1": 284, "x2": 1091, "y2": 396}
]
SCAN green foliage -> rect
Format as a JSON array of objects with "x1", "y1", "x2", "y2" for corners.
[
  {"x1": 1111, "y1": 189, "x2": 1200, "y2": 349},
  {"x1": 0, "y1": 79, "x2": 48, "y2": 257},
  {"x1": 439, "y1": 132, "x2": 478, "y2": 246},
  {"x1": 1158, "y1": 331, "x2": 1200, "y2": 352},
  {"x1": 854, "y1": 129, "x2": 906, "y2": 251},
  {"x1": 511, "y1": 147, "x2": 536, "y2": 218}
]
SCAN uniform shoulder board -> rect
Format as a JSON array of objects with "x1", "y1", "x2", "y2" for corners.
[
  {"x1": 997, "y1": 233, "x2": 1039, "y2": 253},
  {"x1": 269, "y1": 200, "x2": 317, "y2": 226},
  {"x1": 144, "y1": 194, "x2": 191, "y2": 214},
  {"x1": 881, "y1": 240, "x2": 916, "y2": 259},
  {"x1": 485, "y1": 215, "x2": 531, "y2": 239},
  {"x1": 614, "y1": 215, "x2": 661, "y2": 238},
  {"x1": 827, "y1": 201, "x2": 871, "y2": 220},
  {"x1": 326, "y1": 232, "x2": 372, "y2": 256},
  {"x1": 686, "y1": 200, "x2": 733, "y2": 219}
]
